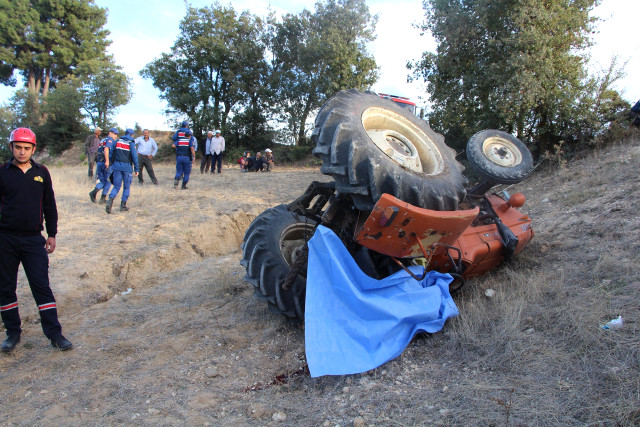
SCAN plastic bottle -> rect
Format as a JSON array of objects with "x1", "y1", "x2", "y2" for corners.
[{"x1": 600, "y1": 315, "x2": 623, "y2": 330}]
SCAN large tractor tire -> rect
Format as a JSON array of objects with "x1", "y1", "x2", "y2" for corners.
[
  {"x1": 466, "y1": 130, "x2": 534, "y2": 185},
  {"x1": 312, "y1": 89, "x2": 467, "y2": 211},
  {"x1": 240, "y1": 205, "x2": 317, "y2": 321}
]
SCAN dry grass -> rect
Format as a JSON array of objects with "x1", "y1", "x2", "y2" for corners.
[{"x1": 1, "y1": 141, "x2": 639, "y2": 426}]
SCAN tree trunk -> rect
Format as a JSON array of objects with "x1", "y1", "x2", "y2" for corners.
[
  {"x1": 297, "y1": 93, "x2": 315, "y2": 145},
  {"x1": 42, "y1": 68, "x2": 51, "y2": 97}
]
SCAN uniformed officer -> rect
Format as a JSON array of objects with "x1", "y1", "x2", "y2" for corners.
[
  {"x1": 0, "y1": 127, "x2": 72, "y2": 352},
  {"x1": 172, "y1": 128, "x2": 196, "y2": 189},
  {"x1": 89, "y1": 127, "x2": 119, "y2": 204},
  {"x1": 106, "y1": 128, "x2": 139, "y2": 214}
]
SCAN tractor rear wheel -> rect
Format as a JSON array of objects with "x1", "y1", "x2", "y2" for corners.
[
  {"x1": 312, "y1": 89, "x2": 467, "y2": 211},
  {"x1": 241, "y1": 205, "x2": 317, "y2": 321}
]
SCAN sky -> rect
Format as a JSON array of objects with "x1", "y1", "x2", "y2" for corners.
[{"x1": 1, "y1": 0, "x2": 638, "y2": 131}]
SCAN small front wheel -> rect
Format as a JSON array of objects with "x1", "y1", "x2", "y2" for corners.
[{"x1": 466, "y1": 130, "x2": 533, "y2": 184}]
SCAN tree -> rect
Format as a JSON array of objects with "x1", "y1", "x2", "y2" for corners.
[
  {"x1": 76, "y1": 59, "x2": 132, "y2": 129},
  {"x1": 0, "y1": 105, "x2": 18, "y2": 161},
  {"x1": 141, "y1": 3, "x2": 269, "y2": 141},
  {"x1": 37, "y1": 78, "x2": 86, "y2": 154},
  {"x1": 268, "y1": 0, "x2": 379, "y2": 145},
  {"x1": 8, "y1": 79, "x2": 86, "y2": 154},
  {"x1": 0, "y1": 0, "x2": 109, "y2": 97},
  {"x1": 409, "y1": 0, "x2": 626, "y2": 156}
]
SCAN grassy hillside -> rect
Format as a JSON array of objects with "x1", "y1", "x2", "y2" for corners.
[{"x1": 0, "y1": 137, "x2": 638, "y2": 425}]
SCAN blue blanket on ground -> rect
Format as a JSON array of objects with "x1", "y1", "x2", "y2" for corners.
[{"x1": 305, "y1": 225, "x2": 459, "y2": 377}]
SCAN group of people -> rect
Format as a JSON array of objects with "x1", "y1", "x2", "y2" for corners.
[
  {"x1": 86, "y1": 127, "x2": 141, "y2": 213},
  {"x1": 170, "y1": 122, "x2": 225, "y2": 189},
  {"x1": 238, "y1": 149, "x2": 275, "y2": 172},
  {"x1": 84, "y1": 122, "x2": 277, "y2": 210}
]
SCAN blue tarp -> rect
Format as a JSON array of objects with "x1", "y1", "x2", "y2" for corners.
[{"x1": 305, "y1": 225, "x2": 459, "y2": 377}]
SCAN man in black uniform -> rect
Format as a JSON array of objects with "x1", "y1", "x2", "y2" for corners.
[{"x1": 0, "y1": 128, "x2": 72, "y2": 352}]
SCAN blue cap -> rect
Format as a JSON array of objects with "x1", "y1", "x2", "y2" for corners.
[
  {"x1": 109, "y1": 127, "x2": 119, "y2": 134},
  {"x1": 181, "y1": 121, "x2": 189, "y2": 127},
  {"x1": 186, "y1": 130, "x2": 192, "y2": 136},
  {"x1": 125, "y1": 128, "x2": 135, "y2": 135}
]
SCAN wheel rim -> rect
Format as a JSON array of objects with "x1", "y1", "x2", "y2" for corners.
[
  {"x1": 481, "y1": 136, "x2": 522, "y2": 167},
  {"x1": 362, "y1": 107, "x2": 444, "y2": 175},
  {"x1": 279, "y1": 222, "x2": 315, "y2": 272}
]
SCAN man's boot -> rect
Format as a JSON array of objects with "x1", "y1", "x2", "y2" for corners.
[
  {"x1": 99, "y1": 194, "x2": 107, "y2": 204},
  {"x1": 120, "y1": 201, "x2": 129, "y2": 212},
  {"x1": 173, "y1": 178, "x2": 179, "y2": 189},
  {"x1": 89, "y1": 188, "x2": 98, "y2": 203},
  {"x1": 105, "y1": 197, "x2": 114, "y2": 214},
  {"x1": 1, "y1": 334, "x2": 20, "y2": 353},
  {"x1": 181, "y1": 183, "x2": 188, "y2": 190}
]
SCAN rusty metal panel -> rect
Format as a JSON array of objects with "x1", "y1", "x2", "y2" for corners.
[{"x1": 354, "y1": 194, "x2": 479, "y2": 258}]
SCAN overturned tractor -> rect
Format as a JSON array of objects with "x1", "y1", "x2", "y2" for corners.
[{"x1": 241, "y1": 89, "x2": 534, "y2": 321}]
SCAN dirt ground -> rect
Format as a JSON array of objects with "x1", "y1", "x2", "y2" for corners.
[{"x1": 1, "y1": 141, "x2": 639, "y2": 426}]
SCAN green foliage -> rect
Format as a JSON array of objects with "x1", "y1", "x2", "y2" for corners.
[
  {"x1": 282, "y1": 145, "x2": 312, "y2": 162},
  {"x1": 37, "y1": 78, "x2": 87, "y2": 154},
  {"x1": 409, "y1": 0, "x2": 627, "y2": 157},
  {"x1": 224, "y1": 146, "x2": 246, "y2": 167},
  {"x1": 8, "y1": 80, "x2": 86, "y2": 155},
  {"x1": 154, "y1": 143, "x2": 176, "y2": 162},
  {"x1": 75, "y1": 59, "x2": 132, "y2": 129},
  {"x1": 0, "y1": 0, "x2": 110, "y2": 97},
  {"x1": 0, "y1": 106, "x2": 17, "y2": 162},
  {"x1": 268, "y1": 0, "x2": 379, "y2": 144},
  {"x1": 141, "y1": 3, "x2": 270, "y2": 141},
  {"x1": 225, "y1": 108, "x2": 275, "y2": 152}
]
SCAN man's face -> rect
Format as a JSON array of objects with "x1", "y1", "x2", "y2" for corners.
[
  {"x1": 143, "y1": 130, "x2": 150, "y2": 139},
  {"x1": 94, "y1": 129, "x2": 101, "y2": 136},
  {"x1": 11, "y1": 142, "x2": 34, "y2": 164}
]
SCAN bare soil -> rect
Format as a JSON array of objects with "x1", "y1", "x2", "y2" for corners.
[{"x1": 1, "y1": 141, "x2": 639, "y2": 426}]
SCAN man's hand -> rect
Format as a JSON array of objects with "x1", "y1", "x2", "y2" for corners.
[
  {"x1": 45, "y1": 237, "x2": 56, "y2": 254},
  {"x1": 134, "y1": 172, "x2": 139, "y2": 177},
  {"x1": 105, "y1": 162, "x2": 109, "y2": 168}
]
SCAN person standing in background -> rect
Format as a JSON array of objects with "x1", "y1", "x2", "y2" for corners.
[
  {"x1": 84, "y1": 127, "x2": 102, "y2": 178},
  {"x1": 200, "y1": 131, "x2": 213, "y2": 174},
  {"x1": 210, "y1": 129, "x2": 225, "y2": 175},
  {"x1": 134, "y1": 129, "x2": 158, "y2": 185}
]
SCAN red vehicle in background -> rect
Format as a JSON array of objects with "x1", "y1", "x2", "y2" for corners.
[{"x1": 378, "y1": 93, "x2": 419, "y2": 116}]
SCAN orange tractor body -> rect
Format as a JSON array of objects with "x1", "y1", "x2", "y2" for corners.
[{"x1": 355, "y1": 193, "x2": 534, "y2": 279}]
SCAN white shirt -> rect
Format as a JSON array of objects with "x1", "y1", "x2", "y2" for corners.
[{"x1": 210, "y1": 136, "x2": 225, "y2": 155}]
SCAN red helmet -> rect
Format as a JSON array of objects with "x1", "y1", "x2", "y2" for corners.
[{"x1": 9, "y1": 127, "x2": 36, "y2": 146}]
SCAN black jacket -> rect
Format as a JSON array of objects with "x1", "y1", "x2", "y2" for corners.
[{"x1": 0, "y1": 160, "x2": 58, "y2": 237}]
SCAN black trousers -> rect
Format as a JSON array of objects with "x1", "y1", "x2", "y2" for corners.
[
  {"x1": 138, "y1": 155, "x2": 158, "y2": 184},
  {"x1": 212, "y1": 152, "x2": 223, "y2": 174},
  {"x1": 200, "y1": 154, "x2": 212, "y2": 173},
  {"x1": 0, "y1": 233, "x2": 62, "y2": 339}
]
